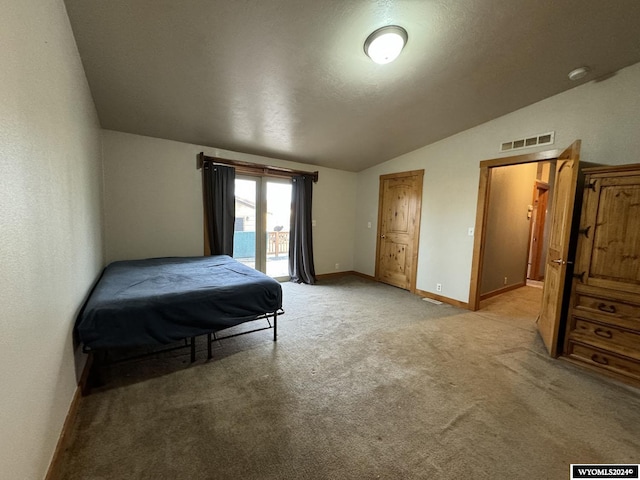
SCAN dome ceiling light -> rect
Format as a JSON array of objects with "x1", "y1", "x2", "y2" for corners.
[{"x1": 364, "y1": 25, "x2": 408, "y2": 65}]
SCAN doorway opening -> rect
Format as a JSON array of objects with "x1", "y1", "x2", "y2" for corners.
[
  {"x1": 469, "y1": 142, "x2": 583, "y2": 357},
  {"x1": 468, "y1": 147, "x2": 564, "y2": 311},
  {"x1": 233, "y1": 176, "x2": 292, "y2": 280},
  {"x1": 478, "y1": 160, "x2": 556, "y2": 302}
]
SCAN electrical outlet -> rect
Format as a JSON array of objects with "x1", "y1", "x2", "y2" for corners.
[
  {"x1": 436, "y1": 283, "x2": 442, "y2": 292},
  {"x1": 504, "y1": 276, "x2": 508, "y2": 285},
  {"x1": 367, "y1": 222, "x2": 372, "y2": 229},
  {"x1": 335, "y1": 263, "x2": 340, "y2": 270}
]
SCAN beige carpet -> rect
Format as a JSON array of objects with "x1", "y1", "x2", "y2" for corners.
[{"x1": 57, "y1": 276, "x2": 640, "y2": 479}]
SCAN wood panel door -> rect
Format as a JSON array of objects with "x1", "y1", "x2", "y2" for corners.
[
  {"x1": 527, "y1": 182, "x2": 549, "y2": 281},
  {"x1": 538, "y1": 140, "x2": 581, "y2": 356},
  {"x1": 375, "y1": 170, "x2": 424, "y2": 291}
]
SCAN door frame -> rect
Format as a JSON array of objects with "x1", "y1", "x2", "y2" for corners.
[
  {"x1": 468, "y1": 148, "x2": 563, "y2": 311},
  {"x1": 375, "y1": 170, "x2": 424, "y2": 293}
]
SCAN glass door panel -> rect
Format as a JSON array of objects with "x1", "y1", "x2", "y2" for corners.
[
  {"x1": 233, "y1": 178, "x2": 257, "y2": 269},
  {"x1": 265, "y1": 180, "x2": 292, "y2": 278}
]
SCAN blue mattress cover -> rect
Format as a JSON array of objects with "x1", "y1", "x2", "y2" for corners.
[{"x1": 76, "y1": 255, "x2": 283, "y2": 349}]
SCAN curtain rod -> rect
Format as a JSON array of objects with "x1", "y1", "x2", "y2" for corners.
[{"x1": 196, "y1": 152, "x2": 319, "y2": 183}]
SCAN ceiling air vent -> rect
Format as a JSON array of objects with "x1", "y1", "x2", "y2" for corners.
[{"x1": 500, "y1": 131, "x2": 555, "y2": 153}]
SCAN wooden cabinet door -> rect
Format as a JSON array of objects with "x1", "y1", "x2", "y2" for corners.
[
  {"x1": 538, "y1": 141, "x2": 581, "y2": 356},
  {"x1": 375, "y1": 170, "x2": 423, "y2": 291},
  {"x1": 576, "y1": 172, "x2": 640, "y2": 295}
]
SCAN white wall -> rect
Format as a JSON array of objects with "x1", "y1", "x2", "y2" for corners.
[
  {"x1": 0, "y1": 1, "x2": 104, "y2": 478},
  {"x1": 354, "y1": 61, "x2": 640, "y2": 303},
  {"x1": 481, "y1": 163, "x2": 537, "y2": 294},
  {"x1": 102, "y1": 130, "x2": 357, "y2": 275}
]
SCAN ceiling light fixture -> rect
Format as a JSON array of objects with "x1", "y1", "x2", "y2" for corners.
[
  {"x1": 364, "y1": 25, "x2": 408, "y2": 65},
  {"x1": 568, "y1": 66, "x2": 590, "y2": 81}
]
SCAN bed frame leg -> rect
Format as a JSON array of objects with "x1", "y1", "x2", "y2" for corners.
[
  {"x1": 274, "y1": 312, "x2": 277, "y2": 341},
  {"x1": 84, "y1": 349, "x2": 107, "y2": 394},
  {"x1": 207, "y1": 333, "x2": 212, "y2": 359},
  {"x1": 190, "y1": 336, "x2": 196, "y2": 363}
]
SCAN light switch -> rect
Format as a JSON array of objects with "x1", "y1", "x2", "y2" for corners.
[
  {"x1": 367, "y1": 222, "x2": 372, "y2": 229},
  {"x1": 468, "y1": 227, "x2": 474, "y2": 236}
]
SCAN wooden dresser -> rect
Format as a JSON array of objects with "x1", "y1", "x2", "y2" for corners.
[{"x1": 563, "y1": 164, "x2": 640, "y2": 385}]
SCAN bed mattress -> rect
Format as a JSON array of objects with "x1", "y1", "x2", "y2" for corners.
[{"x1": 76, "y1": 255, "x2": 283, "y2": 349}]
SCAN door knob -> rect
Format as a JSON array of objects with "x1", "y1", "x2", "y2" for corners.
[
  {"x1": 551, "y1": 259, "x2": 573, "y2": 265},
  {"x1": 380, "y1": 234, "x2": 386, "y2": 239}
]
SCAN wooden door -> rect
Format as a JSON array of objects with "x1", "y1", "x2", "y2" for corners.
[
  {"x1": 375, "y1": 170, "x2": 424, "y2": 291},
  {"x1": 537, "y1": 140, "x2": 581, "y2": 356},
  {"x1": 527, "y1": 182, "x2": 549, "y2": 281}
]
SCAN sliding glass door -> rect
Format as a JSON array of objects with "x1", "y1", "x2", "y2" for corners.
[
  {"x1": 233, "y1": 176, "x2": 291, "y2": 279},
  {"x1": 265, "y1": 180, "x2": 292, "y2": 277},
  {"x1": 233, "y1": 178, "x2": 258, "y2": 269}
]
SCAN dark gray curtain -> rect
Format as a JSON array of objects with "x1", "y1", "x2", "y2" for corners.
[
  {"x1": 202, "y1": 163, "x2": 235, "y2": 256},
  {"x1": 289, "y1": 175, "x2": 316, "y2": 284}
]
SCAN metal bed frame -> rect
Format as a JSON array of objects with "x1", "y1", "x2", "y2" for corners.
[
  {"x1": 83, "y1": 309, "x2": 283, "y2": 392},
  {"x1": 85, "y1": 309, "x2": 283, "y2": 363}
]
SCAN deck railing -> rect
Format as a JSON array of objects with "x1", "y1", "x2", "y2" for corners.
[
  {"x1": 267, "y1": 231, "x2": 289, "y2": 257},
  {"x1": 233, "y1": 230, "x2": 290, "y2": 258}
]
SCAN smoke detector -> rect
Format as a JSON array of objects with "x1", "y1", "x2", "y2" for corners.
[{"x1": 568, "y1": 67, "x2": 590, "y2": 81}]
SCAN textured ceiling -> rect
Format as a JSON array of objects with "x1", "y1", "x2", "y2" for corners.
[{"x1": 64, "y1": 0, "x2": 640, "y2": 172}]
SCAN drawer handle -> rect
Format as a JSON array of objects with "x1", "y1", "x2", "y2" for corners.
[
  {"x1": 591, "y1": 354, "x2": 609, "y2": 366},
  {"x1": 597, "y1": 303, "x2": 617, "y2": 314},
  {"x1": 594, "y1": 328, "x2": 613, "y2": 339}
]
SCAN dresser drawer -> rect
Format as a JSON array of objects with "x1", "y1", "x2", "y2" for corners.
[
  {"x1": 569, "y1": 317, "x2": 640, "y2": 360},
  {"x1": 574, "y1": 292, "x2": 640, "y2": 319},
  {"x1": 566, "y1": 341, "x2": 640, "y2": 381},
  {"x1": 573, "y1": 287, "x2": 640, "y2": 332}
]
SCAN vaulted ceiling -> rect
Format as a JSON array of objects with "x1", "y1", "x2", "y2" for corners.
[{"x1": 64, "y1": 0, "x2": 640, "y2": 172}]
